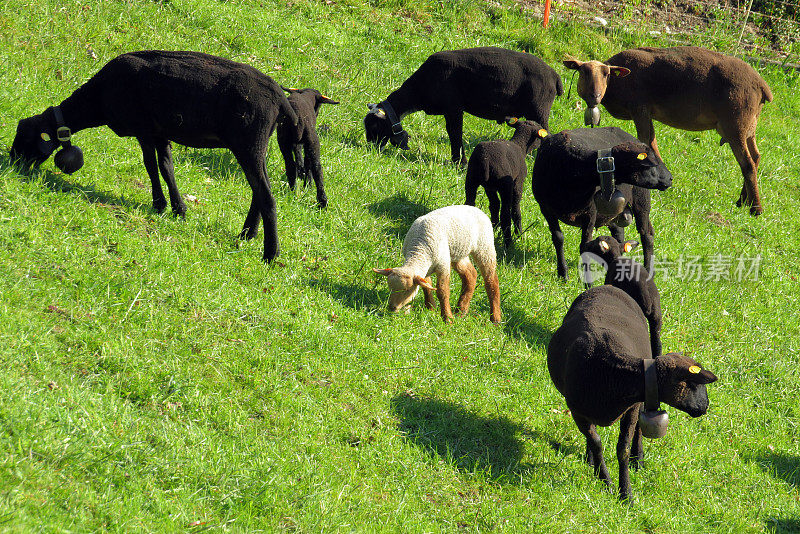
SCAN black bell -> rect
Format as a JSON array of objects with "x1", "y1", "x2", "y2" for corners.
[
  {"x1": 593, "y1": 188, "x2": 626, "y2": 217},
  {"x1": 54, "y1": 145, "x2": 84, "y2": 174}
]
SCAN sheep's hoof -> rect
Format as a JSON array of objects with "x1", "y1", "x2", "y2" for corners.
[
  {"x1": 171, "y1": 204, "x2": 188, "y2": 218},
  {"x1": 750, "y1": 204, "x2": 763, "y2": 216},
  {"x1": 317, "y1": 194, "x2": 328, "y2": 209},
  {"x1": 239, "y1": 227, "x2": 257, "y2": 240},
  {"x1": 153, "y1": 200, "x2": 168, "y2": 214}
]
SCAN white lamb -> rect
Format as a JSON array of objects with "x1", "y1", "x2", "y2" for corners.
[{"x1": 374, "y1": 205, "x2": 502, "y2": 323}]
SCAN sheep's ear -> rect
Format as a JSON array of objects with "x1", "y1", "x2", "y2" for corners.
[
  {"x1": 318, "y1": 94, "x2": 340, "y2": 105},
  {"x1": 413, "y1": 275, "x2": 435, "y2": 291},
  {"x1": 610, "y1": 66, "x2": 631, "y2": 77},
  {"x1": 562, "y1": 57, "x2": 583, "y2": 70},
  {"x1": 687, "y1": 365, "x2": 718, "y2": 384},
  {"x1": 281, "y1": 86, "x2": 299, "y2": 93},
  {"x1": 622, "y1": 240, "x2": 639, "y2": 253},
  {"x1": 373, "y1": 268, "x2": 393, "y2": 277}
]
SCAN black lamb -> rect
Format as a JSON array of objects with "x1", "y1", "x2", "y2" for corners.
[
  {"x1": 547, "y1": 285, "x2": 718, "y2": 500},
  {"x1": 10, "y1": 50, "x2": 298, "y2": 262},
  {"x1": 276, "y1": 87, "x2": 339, "y2": 208},
  {"x1": 464, "y1": 118, "x2": 548, "y2": 247},
  {"x1": 531, "y1": 126, "x2": 673, "y2": 279},
  {"x1": 582, "y1": 235, "x2": 662, "y2": 357},
  {"x1": 364, "y1": 46, "x2": 563, "y2": 164}
]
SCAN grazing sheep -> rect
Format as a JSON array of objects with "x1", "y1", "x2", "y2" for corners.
[
  {"x1": 276, "y1": 87, "x2": 339, "y2": 208},
  {"x1": 582, "y1": 236, "x2": 662, "y2": 357},
  {"x1": 364, "y1": 46, "x2": 563, "y2": 164},
  {"x1": 9, "y1": 50, "x2": 298, "y2": 262},
  {"x1": 564, "y1": 46, "x2": 773, "y2": 215},
  {"x1": 464, "y1": 118, "x2": 549, "y2": 247},
  {"x1": 373, "y1": 205, "x2": 501, "y2": 323},
  {"x1": 547, "y1": 285, "x2": 718, "y2": 500},
  {"x1": 531, "y1": 126, "x2": 673, "y2": 279}
]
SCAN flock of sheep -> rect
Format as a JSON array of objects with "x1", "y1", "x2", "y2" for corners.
[{"x1": 10, "y1": 43, "x2": 772, "y2": 500}]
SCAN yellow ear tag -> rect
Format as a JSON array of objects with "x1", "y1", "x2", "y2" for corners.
[
  {"x1": 538, "y1": 129, "x2": 549, "y2": 138},
  {"x1": 599, "y1": 240, "x2": 609, "y2": 251},
  {"x1": 689, "y1": 365, "x2": 701, "y2": 374},
  {"x1": 509, "y1": 117, "x2": 518, "y2": 124},
  {"x1": 41, "y1": 133, "x2": 51, "y2": 141},
  {"x1": 623, "y1": 242, "x2": 633, "y2": 253},
  {"x1": 637, "y1": 152, "x2": 647, "y2": 160}
]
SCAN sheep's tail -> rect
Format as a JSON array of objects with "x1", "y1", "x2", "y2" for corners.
[
  {"x1": 279, "y1": 94, "x2": 299, "y2": 126},
  {"x1": 555, "y1": 73, "x2": 565, "y2": 97},
  {"x1": 761, "y1": 80, "x2": 774, "y2": 104}
]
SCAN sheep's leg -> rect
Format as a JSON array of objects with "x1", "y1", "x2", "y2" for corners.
[
  {"x1": 421, "y1": 277, "x2": 436, "y2": 310},
  {"x1": 304, "y1": 134, "x2": 328, "y2": 208},
  {"x1": 631, "y1": 196, "x2": 655, "y2": 274},
  {"x1": 277, "y1": 131, "x2": 298, "y2": 190},
  {"x1": 486, "y1": 189, "x2": 501, "y2": 230},
  {"x1": 443, "y1": 112, "x2": 466, "y2": 165},
  {"x1": 475, "y1": 259, "x2": 501, "y2": 324},
  {"x1": 543, "y1": 210, "x2": 568, "y2": 279},
  {"x1": 499, "y1": 188, "x2": 514, "y2": 248},
  {"x1": 632, "y1": 113, "x2": 661, "y2": 161},
  {"x1": 579, "y1": 217, "x2": 596, "y2": 288},
  {"x1": 617, "y1": 405, "x2": 640, "y2": 501},
  {"x1": 729, "y1": 133, "x2": 763, "y2": 216},
  {"x1": 648, "y1": 314, "x2": 663, "y2": 357},
  {"x1": 609, "y1": 223, "x2": 625, "y2": 244},
  {"x1": 155, "y1": 140, "x2": 187, "y2": 217},
  {"x1": 452, "y1": 257, "x2": 477, "y2": 316},
  {"x1": 630, "y1": 421, "x2": 644, "y2": 470},
  {"x1": 295, "y1": 144, "x2": 308, "y2": 186},
  {"x1": 464, "y1": 172, "x2": 479, "y2": 206},
  {"x1": 233, "y1": 148, "x2": 280, "y2": 262},
  {"x1": 239, "y1": 196, "x2": 261, "y2": 240},
  {"x1": 573, "y1": 414, "x2": 613, "y2": 490},
  {"x1": 137, "y1": 138, "x2": 168, "y2": 214},
  {"x1": 435, "y1": 270, "x2": 454, "y2": 323},
  {"x1": 511, "y1": 182, "x2": 523, "y2": 236}
]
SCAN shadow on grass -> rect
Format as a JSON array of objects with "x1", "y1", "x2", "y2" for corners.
[
  {"x1": 502, "y1": 303, "x2": 552, "y2": 350},
  {"x1": 6, "y1": 156, "x2": 151, "y2": 213},
  {"x1": 749, "y1": 450, "x2": 800, "y2": 488},
  {"x1": 307, "y1": 271, "x2": 384, "y2": 312},
  {"x1": 366, "y1": 192, "x2": 432, "y2": 239},
  {"x1": 391, "y1": 393, "x2": 527, "y2": 480},
  {"x1": 765, "y1": 518, "x2": 800, "y2": 533}
]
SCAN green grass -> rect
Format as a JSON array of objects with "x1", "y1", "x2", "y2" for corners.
[{"x1": 1, "y1": 0, "x2": 799, "y2": 531}]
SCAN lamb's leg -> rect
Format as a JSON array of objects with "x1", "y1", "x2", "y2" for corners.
[
  {"x1": 435, "y1": 269, "x2": 454, "y2": 323},
  {"x1": 573, "y1": 414, "x2": 613, "y2": 491},
  {"x1": 617, "y1": 405, "x2": 640, "y2": 501},
  {"x1": 240, "y1": 196, "x2": 261, "y2": 240},
  {"x1": 648, "y1": 313, "x2": 663, "y2": 357},
  {"x1": 464, "y1": 170, "x2": 479, "y2": 206},
  {"x1": 421, "y1": 277, "x2": 436, "y2": 310},
  {"x1": 486, "y1": 188, "x2": 501, "y2": 229},
  {"x1": 511, "y1": 182, "x2": 523, "y2": 236},
  {"x1": 452, "y1": 257, "x2": 477, "y2": 316},
  {"x1": 632, "y1": 199, "x2": 655, "y2": 274},
  {"x1": 475, "y1": 258, "x2": 501, "y2": 324},
  {"x1": 232, "y1": 147, "x2": 279, "y2": 262},
  {"x1": 444, "y1": 112, "x2": 466, "y2": 165},
  {"x1": 304, "y1": 134, "x2": 328, "y2": 208},
  {"x1": 729, "y1": 133, "x2": 763, "y2": 216},
  {"x1": 499, "y1": 189, "x2": 514, "y2": 248},
  {"x1": 154, "y1": 139, "x2": 187, "y2": 217},
  {"x1": 579, "y1": 217, "x2": 596, "y2": 288},
  {"x1": 277, "y1": 131, "x2": 298, "y2": 190},
  {"x1": 609, "y1": 223, "x2": 625, "y2": 244},
  {"x1": 137, "y1": 138, "x2": 168, "y2": 214},
  {"x1": 543, "y1": 210, "x2": 568, "y2": 280},
  {"x1": 630, "y1": 420, "x2": 644, "y2": 470}
]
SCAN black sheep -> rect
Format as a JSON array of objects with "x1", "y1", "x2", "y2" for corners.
[
  {"x1": 276, "y1": 87, "x2": 339, "y2": 208},
  {"x1": 582, "y1": 235, "x2": 662, "y2": 357},
  {"x1": 364, "y1": 46, "x2": 563, "y2": 164},
  {"x1": 464, "y1": 118, "x2": 549, "y2": 247},
  {"x1": 547, "y1": 285, "x2": 718, "y2": 500},
  {"x1": 531, "y1": 126, "x2": 673, "y2": 279},
  {"x1": 9, "y1": 50, "x2": 298, "y2": 262}
]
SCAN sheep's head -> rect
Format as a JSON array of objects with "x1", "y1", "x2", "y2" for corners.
[
  {"x1": 10, "y1": 114, "x2": 60, "y2": 169},
  {"x1": 562, "y1": 57, "x2": 631, "y2": 108},
  {"x1": 657, "y1": 353, "x2": 718, "y2": 418},
  {"x1": 581, "y1": 236, "x2": 638, "y2": 264},
  {"x1": 611, "y1": 142, "x2": 672, "y2": 191},
  {"x1": 506, "y1": 117, "x2": 549, "y2": 153},
  {"x1": 364, "y1": 104, "x2": 410, "y2": 150},
  {"x1": 373, "y1": 267, "x2": 434, "y2": 312},
  {"x1": 10, "y1": 108, "x2": 84, "y2": 174},
  {"x1": 282, "y1": 87, "x2": 340, "y2": 114}
]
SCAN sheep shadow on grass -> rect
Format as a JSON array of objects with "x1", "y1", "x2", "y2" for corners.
[
  {"x1": 366, "y1": 192, "x2": 431, "y2": 239},
  {"x1": 390, "y1": 393, "x2": 530, "y2": 481},
  {"x1": 501, "y1": 303, "x2": 553, "y2": 350},
  {"x1": 748, "y1": 450, "x2": 800, "y2": 488},
  {"x1": 306, "y1": 271, "x2": 384, "y2": 312},
  {"x1": 765, "y1": 518, "x2": 800, "y2": 533}
]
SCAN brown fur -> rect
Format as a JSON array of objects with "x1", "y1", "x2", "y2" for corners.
[{"x1": 564, "y1": 46, "x2": 773, "y2": 215}]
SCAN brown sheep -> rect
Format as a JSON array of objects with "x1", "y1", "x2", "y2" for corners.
[{"x1": 564, "y1": 46, "x2": 773, "y2": 215}]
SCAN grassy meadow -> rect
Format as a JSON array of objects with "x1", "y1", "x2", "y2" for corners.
[{"x1": 1, "y1": 0, "x2": 799, "y2": 531}]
